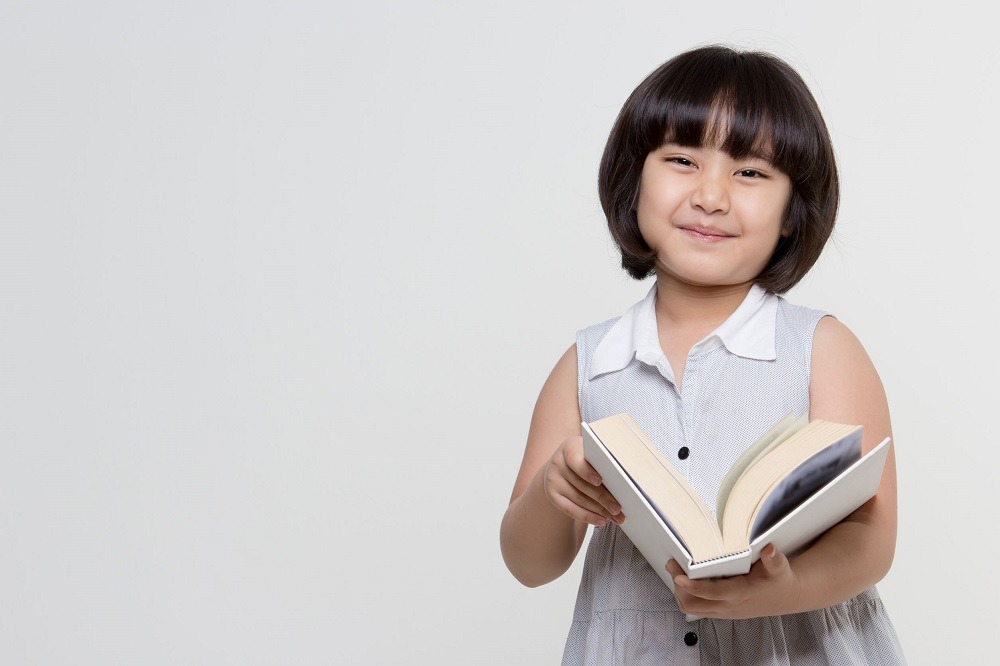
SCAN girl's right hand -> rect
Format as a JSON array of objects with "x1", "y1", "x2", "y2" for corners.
[{"x1": 542, "y1": 435, "x2": 625, "y2": 527}]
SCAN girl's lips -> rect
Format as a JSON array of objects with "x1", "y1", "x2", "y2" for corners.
[{"x1": 679, "y1": 226, "x2": 735, "y2": 243}]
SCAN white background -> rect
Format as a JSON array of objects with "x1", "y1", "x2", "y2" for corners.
[{"x1": 2, "y1": 1, "x2": 997, "y2": 663}]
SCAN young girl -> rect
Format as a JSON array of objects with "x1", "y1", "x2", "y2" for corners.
[{"x1": 499, "y1": 45, "x2": 906, "y2": 665}]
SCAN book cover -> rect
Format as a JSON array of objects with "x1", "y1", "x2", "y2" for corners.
[{"x1": 582, "y1": 415, "x2": 891, "y2": 588}]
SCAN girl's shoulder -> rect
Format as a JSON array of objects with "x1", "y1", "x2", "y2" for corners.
[
  {"x1": 772, "y1": 295, "x2": 867, "y2": 362},
  {"x1": 573, "y1": 315, "x2": 622, "y2": 383},
  {"x1": 774, "y1": 293, "x2": 830, "y2": 329},
  {"x1": 811, "y1": 314, "x2": 875, "y2": 373}
]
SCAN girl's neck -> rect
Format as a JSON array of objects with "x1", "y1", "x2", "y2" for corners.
[{"x1": 652, "y1": 272, "x2": 755, "y2": 330}]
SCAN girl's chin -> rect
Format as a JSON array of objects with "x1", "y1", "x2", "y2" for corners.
[{"x1": 654, "y1": 262, "x2": 750, "y2": 289}]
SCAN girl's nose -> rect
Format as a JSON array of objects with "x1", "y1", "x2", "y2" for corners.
[{"x1": 690, "y1": 173, "x2": 730, "y2": 215}]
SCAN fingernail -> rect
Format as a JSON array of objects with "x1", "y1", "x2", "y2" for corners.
[
  {"x1": 596, "y1": 517, "x2": 606, "y2": 527},
  {"x1": 590, "y1": 474, "x2": 602, "y2": 485},
  {"x1": 610, "y1": 503, "x2": 622, "y2": 514}
]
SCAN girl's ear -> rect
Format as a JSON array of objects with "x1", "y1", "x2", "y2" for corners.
[{"x1": 780, "y1": 218, "x2": 794, "y2": 238}]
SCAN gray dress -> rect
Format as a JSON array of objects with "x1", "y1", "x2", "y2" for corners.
[{"x1": 563, "y1": 284, "x2": 906, "y2": 665}]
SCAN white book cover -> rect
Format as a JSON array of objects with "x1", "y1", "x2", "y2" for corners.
[{"x1": 582, "y1": 421, "x2": 891, "y2": 589}]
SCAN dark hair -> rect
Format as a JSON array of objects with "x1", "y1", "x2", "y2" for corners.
[{"x1": 598, "y1": 44, "x2": 839, "y2": 294}]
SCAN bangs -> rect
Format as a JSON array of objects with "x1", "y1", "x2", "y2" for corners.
[{"x1": 636, "y1": 50, "x2": 822, "y2": 179}]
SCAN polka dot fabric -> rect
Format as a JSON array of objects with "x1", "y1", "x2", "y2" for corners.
[{"x1": 562, "y1": 291, "x2": 906, "y2": 665}]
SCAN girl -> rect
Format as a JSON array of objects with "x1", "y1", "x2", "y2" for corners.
[{"x1": 499, "y1": 45, "x2": 906, "y2": 665}]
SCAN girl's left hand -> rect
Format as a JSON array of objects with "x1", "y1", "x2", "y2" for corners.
[{"x1": 666, "y1": 544, "x2": 803, "y2": 620}]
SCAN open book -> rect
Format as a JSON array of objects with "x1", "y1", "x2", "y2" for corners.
[{"x1": 582, "y1": 413, "x2": 891, "y2": 584}]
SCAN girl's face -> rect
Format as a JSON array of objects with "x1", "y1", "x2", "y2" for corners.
[{"x1": 636, "y1": 142, "x2": 793, "y2": 289}]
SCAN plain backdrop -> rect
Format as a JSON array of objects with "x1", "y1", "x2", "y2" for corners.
[{"x1": 2, "y1": 1, "x2": 997, "y2": 663}]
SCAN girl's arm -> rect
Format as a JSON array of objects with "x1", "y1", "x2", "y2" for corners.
[
  {"x1": 500, "y1": 344, "x2": 623, "y2": 588},
  {"x1": 668, "y1": 315, "x2": 898, "y2": 619}
]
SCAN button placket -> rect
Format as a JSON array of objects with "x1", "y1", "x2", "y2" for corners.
[{"x1": 679, "y1": 355, "x2": 700, "y2": 480}]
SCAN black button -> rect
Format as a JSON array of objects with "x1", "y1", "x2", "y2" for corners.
[
  {"x1": 678, "y1": 446, "x2": 690, "y2": 460},
  {"x1": 684, "y1": 631, "x2": 698, "y2": 646}
]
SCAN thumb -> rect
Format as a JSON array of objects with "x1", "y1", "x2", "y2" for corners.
[{"x1": 762, "y1": 545, "x2": 787, "y2": 573}]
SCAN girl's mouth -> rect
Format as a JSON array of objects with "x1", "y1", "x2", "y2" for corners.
[{"x1": 679, "y1": 226, "x2": 735, "y2": 242}]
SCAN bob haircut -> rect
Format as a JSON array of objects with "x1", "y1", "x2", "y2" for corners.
[{"x1": 598, "y1": 44, "x2": 839, "y2": 294}]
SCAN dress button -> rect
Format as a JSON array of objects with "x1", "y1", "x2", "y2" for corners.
[
  {"x1": 678, "y1": 446, "x2": 690, "y2": 460},
  {"x1": 684, "y1": 631, "x2": 698, "y2": 646}
]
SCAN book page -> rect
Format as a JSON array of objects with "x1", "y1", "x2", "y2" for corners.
[
  {"x1": 749, "y1": 428, "x2": 862, "y2": 539},
  {"x1": 720, "y1": 420, "x2": 860, "y2": 553},
  {"x1": 588, "y1": 414, "x2": 725, "y2": 561},
  {"x1": 747, "y1": 438, "x2": 890, "y2": 565},
  {"x1": 716, "y1": 413, "x2": 805, "y2": 525},
  {"x1": 610, "y1": 454, "x2": 691, "y2": 556}
]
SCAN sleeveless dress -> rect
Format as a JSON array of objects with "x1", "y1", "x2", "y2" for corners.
[{"x1": 563, "y1": 282, "x2": 906, "y2": 665}]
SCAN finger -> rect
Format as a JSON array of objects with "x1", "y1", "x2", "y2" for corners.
[
  {"x1": 673, "y1": 586, "x2": 715, "y2": 616},
  {"x1": 666, "y1": 561, "x2": 727, "y2": 605},
  {"x1": 760, "y1": 544, "x2": 789, "y2": 575},
  {"x1": 556, "y1": 444, "x2": 624, "y2": 516},
  {"x1": 548, "y1": 473, "x2": 619, "y2": 524},
  {"x1": 665, "y1": 559, "x2": 686, "y2": 579},
  {"x1": 563, "y1": 466, "x2": 623, "y2": 517},
  {"x1": 567, "y1": 485, "x2": 618, "y2": 523},
  {"x1": 546, "y1": 461, "x2": 624, "y2": 524},
  {"x1": 673, "y1": 585, "x2": 691, "y2": 613},
  {"x1": 548, "y1": 491, "x2": 611, "y2": 527},
  {"x1": 552, "y1": 448, "x2": 625, "y2": 525},
  {"x1": 677, "y1": 575, "x2": 737, "y2": 601},
  {"x1": 565, "y1": 446, "x2": 605, "y2": 487},
  {"x1": 666, "y1": 563, "x2": 695, "y2": 595}
]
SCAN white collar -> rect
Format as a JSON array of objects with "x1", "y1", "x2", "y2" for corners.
[{"x1": 588, "y1": 282, "x2": 779, "y2": 381}]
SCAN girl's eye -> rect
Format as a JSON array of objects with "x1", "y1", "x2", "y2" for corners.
[
  {"x1": 667, "y1": 157, "x2": 694, "y2": 167},
  {"x1": 737, "y1": 169, "x2": 765, "y2": 179}
]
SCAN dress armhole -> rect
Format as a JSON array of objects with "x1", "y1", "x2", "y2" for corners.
[{"x1": 574, "y1": 330, "x2": 586, "y2": 422}]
